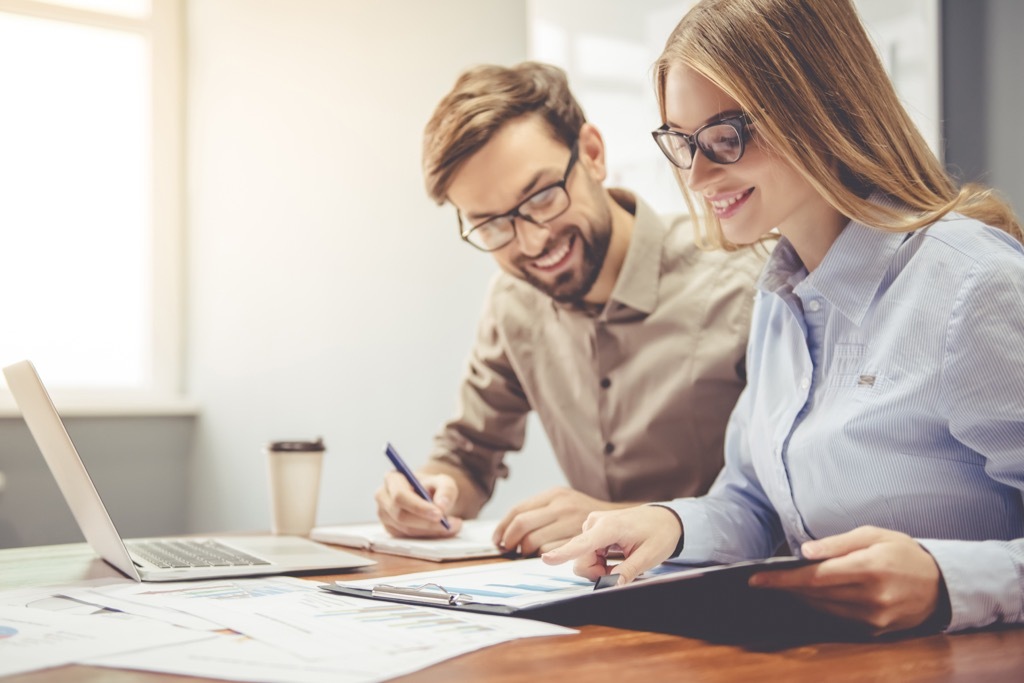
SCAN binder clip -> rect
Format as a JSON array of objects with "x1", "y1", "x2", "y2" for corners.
[{"x1": 371, "y1": 582, "x2": 474, "y2": 606}]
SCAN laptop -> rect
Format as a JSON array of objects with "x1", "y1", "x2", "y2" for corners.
[{"x1": 2, "y1": 359, "x2": 376, "y2": 581}]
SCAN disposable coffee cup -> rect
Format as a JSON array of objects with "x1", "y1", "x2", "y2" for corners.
[{"x1": 266, "y1": 437, "x2": 326, "y2": 536}]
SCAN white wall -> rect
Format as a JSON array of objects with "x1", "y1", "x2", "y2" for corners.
[
  {"x1": 528, "y1": 0, "x2": 694, "y2": 216},
  {"x1": 185, "y1": 0, "x2": 567, "y2": 533}
]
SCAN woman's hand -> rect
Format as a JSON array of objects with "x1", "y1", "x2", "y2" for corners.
[{"x1": 541, "y1": 505, "x2": 683, "y2": 584}]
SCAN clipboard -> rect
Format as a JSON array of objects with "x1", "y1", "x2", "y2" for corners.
[{"x1": 319, "y1": 556, "x2": 859, "y2": 642}]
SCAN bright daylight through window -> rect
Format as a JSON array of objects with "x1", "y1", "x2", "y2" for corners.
[{"x1": 0, "y1": 0, "x2": 182, "y2": 407}]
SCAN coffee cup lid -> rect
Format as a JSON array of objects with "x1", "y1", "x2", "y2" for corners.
[{"x1": 267, "y1": 437, "x2": 325, "y2": 452}]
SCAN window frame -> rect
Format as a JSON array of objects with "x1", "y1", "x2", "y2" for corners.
[{"x1": 0, "y1": 0, "x2": 192, "y2": 416}]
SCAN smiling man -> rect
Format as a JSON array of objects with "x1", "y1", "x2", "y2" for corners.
[{"x1": 374, "y1": 62, "x2": 765, "y2": 555}]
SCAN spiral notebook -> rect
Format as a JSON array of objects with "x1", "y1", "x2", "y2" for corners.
[{"x1": 310, "y1": 520, "x2": 503, "y2": 561}]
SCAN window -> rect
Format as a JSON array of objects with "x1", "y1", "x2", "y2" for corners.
[
  {"x1": 527, "y1": 0, "x2": 942, "y2": 216},
  {"x1": 0, "y1": 0, "x2": 184, "y2": 412}
]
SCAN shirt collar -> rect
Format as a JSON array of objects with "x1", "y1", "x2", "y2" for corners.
[
  {"x1": 758, "y1": 193, "x2": 911, "y2": 325},
  {"x1": 601, "y1": 189, "x2": 665, "y2": 317}
]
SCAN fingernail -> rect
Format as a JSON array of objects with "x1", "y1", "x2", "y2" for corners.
[
  {"x1": 749, "y1": 575, "x2": 764, "y2": 587},
  {"x1": 803, "y1": 541, "x2": 821, "y2": 558}
]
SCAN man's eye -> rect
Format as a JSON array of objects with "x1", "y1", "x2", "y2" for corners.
[
  {"x1": 477, "y1": 216, "x2": 512, "y2": 234},
  {"x1": 523, "y1": 186, "x2": 557, "y2": 210}
]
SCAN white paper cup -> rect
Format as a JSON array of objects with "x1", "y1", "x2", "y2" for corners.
[{"x1": 266, "y1": 438, "x2": 325, "y2": 536}]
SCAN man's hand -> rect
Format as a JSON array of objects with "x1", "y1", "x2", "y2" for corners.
[
  {"x1": 491, "y1": 488, "x2": 634, "y2": 556},
  {"x1": 540, "y1": 505, "x2": 683, "y2": 583},
  {"x1": 374, "y1": 471, "x2": 463, "y2": 538},
  {"x1": 748, "y1": 526, "x2": 943, "y2": 634}
]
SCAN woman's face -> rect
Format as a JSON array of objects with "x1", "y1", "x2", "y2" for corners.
[{"x1": 662, "y1": 65, "x2": 826, "y2": 247}]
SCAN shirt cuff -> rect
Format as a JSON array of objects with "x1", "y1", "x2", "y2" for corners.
[
  {"x1": 917, "y1": 538, "x2": 1023, "y2": 632},
  {"x1": 657, "y1": 498, "x2": 716, "y2": 563},
  {"x1": 648, "y1": 504, "x2": 685, "y2": 558}
]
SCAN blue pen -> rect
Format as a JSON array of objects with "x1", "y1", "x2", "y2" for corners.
[{"x1": 384, "y1": 442, "x2": 451, "y2": 530}]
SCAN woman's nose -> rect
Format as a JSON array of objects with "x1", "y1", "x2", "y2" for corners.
[{"x1": 684, "y1": 148, "x2": 715, "y2": 193}]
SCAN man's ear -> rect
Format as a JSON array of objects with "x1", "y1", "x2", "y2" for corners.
[{"x1": 577, "y1": 122, "x2": 607, "y2": 183}]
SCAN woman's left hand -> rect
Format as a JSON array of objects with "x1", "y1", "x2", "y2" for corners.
[{"x1": 748, "y1": 525, "x2": 944, "y2": 634}]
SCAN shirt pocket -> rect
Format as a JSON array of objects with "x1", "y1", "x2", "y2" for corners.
[{"x1": 826, "y1": 343, "x2": 890, "y2": 398}]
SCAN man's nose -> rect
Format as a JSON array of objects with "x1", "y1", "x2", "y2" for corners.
[{"x1": 514, "y1": 218, "x2": 550, "y2": 258}]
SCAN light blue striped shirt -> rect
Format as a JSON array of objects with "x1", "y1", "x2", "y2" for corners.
[{"x1": 666, "y1": 198, "x2": 1024, "y2": 632}]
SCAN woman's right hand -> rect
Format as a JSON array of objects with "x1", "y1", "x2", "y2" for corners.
[{"x1": 541, "y1": 504, "x2": 683, "y2": 584}]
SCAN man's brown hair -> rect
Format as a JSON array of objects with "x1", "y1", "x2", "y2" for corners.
[{"x1": 423, "y1": 61, "x2": 586, "y2": 205}]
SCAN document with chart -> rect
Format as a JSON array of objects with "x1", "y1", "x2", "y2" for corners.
[
  {"x1": 75, "y1": 575, "x2": 574, "y2": 683},
  {"x1": 324, "y1": 555, "x2": 816, "y2": 624}
]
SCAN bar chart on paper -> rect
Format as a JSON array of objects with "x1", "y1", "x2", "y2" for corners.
[
  {"x1": 341, "y1": 558, "x2": 596, "y2": 608},
  {"x1": 129, "y1": 581, "x2": 303, "y2": 602}
]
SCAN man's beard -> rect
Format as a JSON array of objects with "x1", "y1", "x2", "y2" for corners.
[{"x1": 517, "y1": 222, "x2": 612, "y2": 304}]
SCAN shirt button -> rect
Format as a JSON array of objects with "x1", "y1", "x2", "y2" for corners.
[
  {"x1": 807, "y1": 300, "x2": 821, "y2": 312},
  {"x1": 600, "y1": 377, "x2": 611, "y2": 389},
  {"x1": 604, "y1": 442, "x2": 615, "y2": 455},
  {"x1": 800, "y1": 377, "x2": 810, "y2": 389}
]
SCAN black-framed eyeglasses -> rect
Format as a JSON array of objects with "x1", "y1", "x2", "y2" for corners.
[
  {"x1": 651, "y1": 114, "x2": 754, "y2": 170},
  {"x1": 457, "y1": 143, "x2": 579, "y2": 252}
]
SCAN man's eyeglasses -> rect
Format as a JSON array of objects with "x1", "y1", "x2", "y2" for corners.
[
  {"x1": 458, "y1": 143, "x2": 579, "y2": 252},
  {"x1": 651, "y1": 114, "x2": 753, "y2": 170}
]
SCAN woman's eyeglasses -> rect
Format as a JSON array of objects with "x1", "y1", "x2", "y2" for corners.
[{"x1": 651, "y1": 114, "x2": 754, "y2": 170}]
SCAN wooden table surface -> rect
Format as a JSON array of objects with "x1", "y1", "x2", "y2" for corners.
[{"x1": 2, "y1": 542, "x2": 1022, "y2": 683}]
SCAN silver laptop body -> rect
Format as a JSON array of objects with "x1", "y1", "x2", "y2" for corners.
[{"x1": 3, "y1": 360, "x2": 375, "y2": 581}]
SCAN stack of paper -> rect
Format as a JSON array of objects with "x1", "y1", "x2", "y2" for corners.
[{"x1": 0, "y1": 572, "x2": 575, "y2": 683}]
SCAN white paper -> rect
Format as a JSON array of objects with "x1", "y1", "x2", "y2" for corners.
[
  {"x1": 0, "y1": 605, "x2": 214, "y2": 677},
  {"x1": 60, "y1": 584, "x2": 228, "y2": 631},
  {"x1": 87, "y1": 578, "x2": 575, "y2": 683},
  {"x1": 78, "y1": 576, "x2": 574, "y2": 662},
  {"x1": 92, "y1": 615, "x2": 572, "y2": 683},
  {"x1": 90, "y1": 635, "x2": 377, "y2": 683},
  {"x1": 0, "y1": 586, "x2": 108, "y2": 616}
]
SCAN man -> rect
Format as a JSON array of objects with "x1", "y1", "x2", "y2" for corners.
[{"x1": 375, "y1": 62, "x2": 765, "y2": 555}]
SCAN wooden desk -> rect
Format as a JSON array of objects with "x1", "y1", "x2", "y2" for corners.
[{"x1": 3, "y1": 543, "x2": 1022, "y2": 683}]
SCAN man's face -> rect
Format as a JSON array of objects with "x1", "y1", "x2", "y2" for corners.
[{"x1": 447, "y1": 116, "x2": 612, "y2": 304}]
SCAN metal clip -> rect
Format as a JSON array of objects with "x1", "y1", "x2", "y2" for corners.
[{"x1": 371, "y1": 583, "x2": 474, "y2": 606}]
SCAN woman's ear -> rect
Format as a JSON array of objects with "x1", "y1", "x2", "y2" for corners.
[{"x1": 577, "y1": 122, "x2": 607, "y2": 183}]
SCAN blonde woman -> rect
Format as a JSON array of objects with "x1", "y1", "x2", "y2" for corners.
[{"x1": 545, "y1": 0, "x2": 1024, "y2": 635}]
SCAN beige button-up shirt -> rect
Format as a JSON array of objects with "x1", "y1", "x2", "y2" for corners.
[{"x1": 430, "y1": 190, "x2": 765, "y2": 507}]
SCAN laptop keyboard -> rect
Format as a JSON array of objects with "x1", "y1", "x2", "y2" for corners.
[{"x1": 128, "y1": 539, "x2": 271, "y2": 568}]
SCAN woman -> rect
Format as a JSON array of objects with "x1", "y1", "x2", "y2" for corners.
[{"x1": 543, "y1": 0, "x2": 1024, "y2": 635}]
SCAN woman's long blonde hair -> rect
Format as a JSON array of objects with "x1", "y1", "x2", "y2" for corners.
[{"x1": 655, "y1": 0, "x2": 1021, "y2": 250}]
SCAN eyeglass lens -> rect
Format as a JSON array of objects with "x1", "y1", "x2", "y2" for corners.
[{"x1": 654, "y1": 118, "x2": 746, "y2": 170}]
